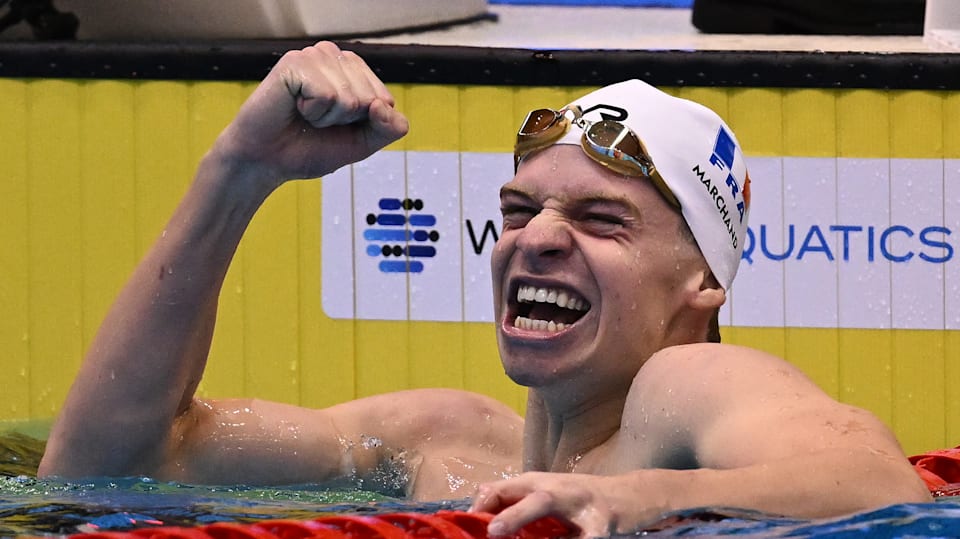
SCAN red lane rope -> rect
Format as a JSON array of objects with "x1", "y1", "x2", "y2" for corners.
[{"x1": 54, "y1": 511, "x2": 574, "y2": 539}]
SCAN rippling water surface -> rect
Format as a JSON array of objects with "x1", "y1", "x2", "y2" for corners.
[{"x1": 4, "y1": 430, "x2": 960, "y2": 538}]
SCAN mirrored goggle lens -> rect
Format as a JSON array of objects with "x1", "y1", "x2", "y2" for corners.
[
  {"x1": 584, "y1": 120, "x2": 642, "y2": 159},
  {"x1": 518, "y1": 108, "x2": 563, "y2": 136}
]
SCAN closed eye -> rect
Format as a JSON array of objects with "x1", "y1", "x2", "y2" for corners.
[
  {"x1": 501, "y1": 204, "x2": 539, "y2": 229},
  {"x1": 580, "y1": 213, "x2": 626, "y2": 235}
]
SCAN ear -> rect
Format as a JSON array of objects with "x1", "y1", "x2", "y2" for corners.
[{"x1": 684, "y1": 269, "x2": 725, "y2": 313}]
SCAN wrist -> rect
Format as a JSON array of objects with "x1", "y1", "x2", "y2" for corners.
[{"x1": 197, "y1": 141, "x2": 284, "y2": 205}]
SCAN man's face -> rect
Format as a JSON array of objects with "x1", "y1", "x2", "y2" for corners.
[{"x1": 491, "y1": 145, "x2": 707, "y2": 400}]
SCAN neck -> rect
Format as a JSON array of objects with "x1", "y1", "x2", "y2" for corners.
[{"x1": 522, "y1": 385, "x2": 630, "y2": 473}]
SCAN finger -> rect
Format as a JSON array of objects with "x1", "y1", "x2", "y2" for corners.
[
  {"x1": 293, "y1": 45, "x2": 358, "y2": 128},
  {"x1": 486, "y1": 491, "x2": 559, "y2": 537},
  {"x1": 313, "y1": 52, "x2": 377, "y2": 127},
  {"x1": 352, "y1": 50, "x2": 396, "y2": 108},
  {"x1": 470, "y1": 481, "x2": 521, "y2": 514},
  {"x1": 363, "y1": 98, "x2": 409, "y2": 151}
]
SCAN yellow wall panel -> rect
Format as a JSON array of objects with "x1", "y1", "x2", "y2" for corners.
[
  {"x1": 893, "y1": 330, "x2": 946, "y2": 455},
  {"x1": 301, "y1": 179, "x2": 356, "y2": 409},
  {"x1": 460, "y1": 86, "x2": 514, "y2": 153},
  {"x1": 727, "y1": 88, "x2": 783, "y2": 157},
  {"x1": 27, "y1": 80, "x2": 83, "y2": 417},
  {"x1": 838, "y1": 330, "x2": 893, "y2": 428},
  {"x1": 946, "y1": 331, "x2": 960, "y2": 444},
  {"x1": 243, "y1": 182, "x2": 302, "y2": 402},
  {"x1": 786, "y1": 327, "x2": 840, "y2": 399},
  {"x1": 133, "y1": 82, "x2": 192, "y2": 258},
  {"x1": 409, "y1": 324, "x2": 465, "y2": 390},
  {"x1": 189, "y1": 82, "x2": 250, "y2": 398},
  {"x1": 0, "y1": 79, "x2": 30, "y2": 418},
  {"x1": 79, "y1": 81, "x2": 138, "y2": 350},
  {"x1": 782, "y1": 89, "x2": 837, "y2": 157},
  {"x1": 355, "y1": 321, "x2": 410, "y2": 397},
  {"x1": 403, "y1": 85, "x2": 460, "y2": 152},
  {"x1": 890, "y1": 90, "x2": 944, "y2": 159},
  {"x1": 836, "y1": 89, "x2": 890, "y2": 158},
  {"x1": 945, "y1": 92, "x2": 960, "y2": 159}
]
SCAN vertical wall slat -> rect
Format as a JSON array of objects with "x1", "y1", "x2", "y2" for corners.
[
  {"x1": 944, "y1": 92, "x2": 960, "y2": 445},
  {"x1": 834, "y1": 89, "x2": 893, "y2": 425},
  {"x1": 890, "y1": 90, "x2": 947, "y2": 454},
  {"x1": 79, "y1": 81, "x2": 138, "y2": 353},
  {"x1": 0, "y1": 79, "x2": 31, "y2": 418},
  {"x1": 405, "y1": 84, "x2": 464, "y2": 390},
  {"x1": 27, "y1": 80, "x2": 83, "y2": 417},
  {"x1": 184, "y1": 82, "x2": 248, "y2": 398},
  {"x1": 781, "y1": 89, "x2": 840, "y2": 397},
  {"x1": 725, "y1": 88, "x2": 787, "y2": 357},
  {"x1": 301, "y1": 176, "x2": 356, "y2": 409}
]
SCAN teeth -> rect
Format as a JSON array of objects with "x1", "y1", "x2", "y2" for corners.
[
  {"x1": 514, "y1": 316, "x2": 567, "y2": 332},
  {"x1": 515, "y1": 285, "x2": 588, "y2": 312},
  {"x1": 511, "y1": 284, "x2": 589, "y2": 333}
]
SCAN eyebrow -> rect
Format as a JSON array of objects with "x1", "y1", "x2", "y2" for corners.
[{"x1": 499, "y1": 186, "x2": 641, "y2": 214}]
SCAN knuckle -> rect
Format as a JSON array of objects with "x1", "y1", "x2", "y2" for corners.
[
  {"x1": 339, "y1": 94, "x2": 361, "y2": 114},
  {"x1": 309, "y1": 40, "x2": 340, "y2": 56},
  {"x1": 311, "y1": 85, "x2": 338, "y2": 105}
]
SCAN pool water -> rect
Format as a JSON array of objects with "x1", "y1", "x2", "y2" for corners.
[{"x1": 4, "y1": 430, "x2": 960, "y2": 538}]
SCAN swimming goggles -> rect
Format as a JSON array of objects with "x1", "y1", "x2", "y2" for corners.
[{"x1": 514, "y1": 106, "x2": 680, "y2": 208}]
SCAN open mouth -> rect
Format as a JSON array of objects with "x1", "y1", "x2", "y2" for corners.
[{"x1": 511, "y1": 284, "x2": 591, "y2": 332}]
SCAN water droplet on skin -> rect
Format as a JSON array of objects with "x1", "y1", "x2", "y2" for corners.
[{"x1": 360, "y1": 435, "x2": 383, "y2": 449}]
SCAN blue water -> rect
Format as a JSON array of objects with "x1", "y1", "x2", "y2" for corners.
[{"x1": 4, "y1": 430, "x2": 960, "y2": 538}]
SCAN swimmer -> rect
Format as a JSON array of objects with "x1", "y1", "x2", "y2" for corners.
[{"x1": 38, "y1": 41, "x2": 931, "y2": 538}]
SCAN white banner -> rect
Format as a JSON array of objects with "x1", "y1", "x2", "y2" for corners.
[{"x1": 322, "y1": 153, "x2": 960, "y2": 330}]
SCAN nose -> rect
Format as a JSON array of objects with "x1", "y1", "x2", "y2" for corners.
[{"x1": 515, "y1": 209, "x2": 573, "y2": 262}]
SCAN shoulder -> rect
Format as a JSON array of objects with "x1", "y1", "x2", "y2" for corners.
[
  {"x1": 636, "y1": 343, "x2": 820, "y2": 393},
  {"x1": 623, "y1": 343, "x2": 832, "y2": 431}
]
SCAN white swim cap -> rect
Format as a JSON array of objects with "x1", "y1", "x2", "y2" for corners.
[{"x1": 551, "y1": 79, "x2": 751, "y2": 290}]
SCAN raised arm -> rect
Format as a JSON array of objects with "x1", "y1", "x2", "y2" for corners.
[{"x1": 38, "y1": 42, "x2": 409, "y2": 480}]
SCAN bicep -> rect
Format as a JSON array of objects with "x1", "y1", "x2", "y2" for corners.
[
  {"x1": 162, "y1": 397, "x2": 382, "y2": 486},
  {"x1": 161, "y1": 389, "x2": 523, "y2": 491},
  {"x1": 696, "y1": 387, "x2": 906, "y2": 470}
]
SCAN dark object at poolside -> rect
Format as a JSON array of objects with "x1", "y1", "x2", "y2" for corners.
[
  {"x1": 0, "y1": 0, "x2": 78, "y2": 39},
  {"x1": 692, "y1": 0, "x2": 925, "y2": 35}
]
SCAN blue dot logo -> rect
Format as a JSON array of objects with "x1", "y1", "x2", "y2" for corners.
[{"x1": 363, "y1": 197, "x2": 439, "y2": 274}]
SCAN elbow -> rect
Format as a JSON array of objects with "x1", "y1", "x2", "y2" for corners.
[
  {"x1": 854, "y1": 456, "x2": 934, "y2": 509},
  {"x1": 36, "y1": 450, "x2": 63, "y2": 480}
]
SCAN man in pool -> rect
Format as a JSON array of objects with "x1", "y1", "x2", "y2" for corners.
[{"x1": 38, "y1": 42, "x2": 931, "y2": 537}]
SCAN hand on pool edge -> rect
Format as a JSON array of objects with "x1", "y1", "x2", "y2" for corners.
[{"x1": 469, "y1": 471, "x2": 659, "y2": 539}]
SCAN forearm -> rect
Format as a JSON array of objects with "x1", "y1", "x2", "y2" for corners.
[{"x1": 39, "y1": 150, "x2": 277, "y2": 478}]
